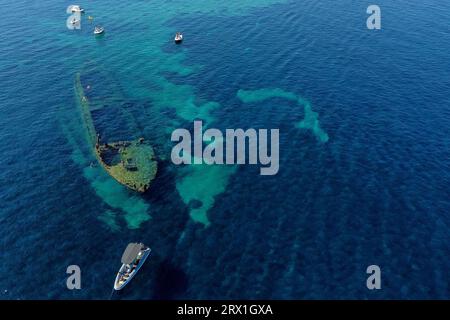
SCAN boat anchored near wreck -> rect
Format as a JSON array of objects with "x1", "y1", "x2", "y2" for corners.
[
  {"x1": 94, "y1": 26, "x2": 105, "y2": 35},
  {"x1": 70, "y1": 5, "x2": 85, "y2": 13},
  {"x1": 114, "y1": 243, "x2": 151, "y2": 291},
  {"x1": 174, "y1": 32, "x2": 183, "y2": 44}
]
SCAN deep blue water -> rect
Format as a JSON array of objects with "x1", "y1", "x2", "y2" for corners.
[{"x1": 0, "y1": 0, "x2": 449, "y2": 299}]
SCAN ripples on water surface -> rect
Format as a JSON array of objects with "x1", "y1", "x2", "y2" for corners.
[{"x1": 0, "y1": 0, "x2": 449, "y2": 299}]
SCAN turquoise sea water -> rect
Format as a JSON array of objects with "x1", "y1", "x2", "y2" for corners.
[{"x1": 0, "y1": 0, "x2": 449, "y2": 299}]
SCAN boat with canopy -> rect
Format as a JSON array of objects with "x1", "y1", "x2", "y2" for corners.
[{"x1": 114, "y1": 243, "x2": 151, "y2": 291}]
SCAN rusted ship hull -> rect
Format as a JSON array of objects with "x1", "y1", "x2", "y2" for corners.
[{"x1": 74, "y1": 71, "x2": 157, "y2": 193}]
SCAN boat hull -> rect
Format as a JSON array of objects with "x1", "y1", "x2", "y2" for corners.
[
  {"x1": 74, "y1": 70, "x2": 158, "y2": 193},
  {"x1": 174, "y1": 35, "x2": 183, "y2": 43},
  {"x1": 114, "y1": 248, "x2": 151, "y2": 291}
]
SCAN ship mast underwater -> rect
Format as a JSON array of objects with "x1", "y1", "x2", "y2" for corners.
[{"x1": 74, "y1": 66, "x2": 157, "y2": 193}]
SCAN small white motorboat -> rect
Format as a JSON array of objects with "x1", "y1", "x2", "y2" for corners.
[
  {"x1": 113, "y1": 243, "x2": 151, "y2": 291},
  {"x1": 174, "y1": 32, "x2": 183, "y2": 44},
  {"x1": 94, "y1": 26, "x2": 105, "y2": 35},
  {"x1": 71, "y1": 5, "x2": 85, "y2": 13},
  {"x1": 71, "y1": 18, "x2": 79, "y2": 25}
]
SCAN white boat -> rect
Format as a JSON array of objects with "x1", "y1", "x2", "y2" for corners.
[
  {"x1": 113, "y1": 243, "x2": 151, "y2": 291},
  {"x1": 71, "y1": 18, "x2": 79, "y2": 25},
  {"x1": 174, "y1": 32, "x2": 183, "y2": 43},
  {"x1": 94, "y1": 26, "x2": 105, "y2": 35},
  {"x1": 71, "y1": 5, "x2": 85, "y2": 13}
]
